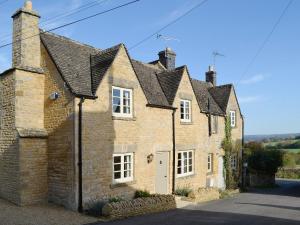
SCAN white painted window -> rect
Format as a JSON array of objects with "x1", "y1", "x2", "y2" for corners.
[
  {"x1": 180, "y1": 100, "x2": 191, "y2": 122},
  {"x1": 177, "y1": 150, "x2": 194, "y2": 177},
  {"x1": 208, "y1": 153, "x2": 213, "y2": 172},
  {"x1": 113, "y1": 153, "x2": 133, "y2": 183},
  {"x1": 211, "y1": 116, "x2": 218, "y2": 134},
  {"x1": 230, "y1": 111, "x2": 236, "y2": 127},
  {"x1": 231, "y1": 154, "x2": 237, "y2": 170},
  {"x1": 112, "y1": 86, "x2": 133, "y2": 117}
]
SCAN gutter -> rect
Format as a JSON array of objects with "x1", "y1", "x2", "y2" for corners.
[
  {"x1": 172, "y1": 108, "x2": 176, "y2": 193},
  {"x1": 77, "y1": 97, "x2": 85, "y2": 212}
]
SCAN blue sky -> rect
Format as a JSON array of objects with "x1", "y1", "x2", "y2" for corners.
[{"x1": 0, "y1": 0, "x2": 299, "y2": 135}]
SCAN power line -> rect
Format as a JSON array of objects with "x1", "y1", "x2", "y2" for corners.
[
  {"x1": 0, "y1": 0, "x2": 110, "y2": 43},
  {"x1": 128, "y1": 0, "x2": 210, "y2": 50},
  {"x1": 0, "y1": 0, "x2": 141, "y2": 49},
  {"x1": 237, "y1": 0, "x2": 294, "y2": 85}
]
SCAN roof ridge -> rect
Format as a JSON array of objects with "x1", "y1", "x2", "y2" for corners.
[
  {"x1": 92, "y1": 43, "x2": 122, "y2": 57},
  {"x1": 132, "y1": 59, "x2": 163, "y2": 71},
  {"x1": 40, "y1": 29, "x2": 102, "y2": 52}
]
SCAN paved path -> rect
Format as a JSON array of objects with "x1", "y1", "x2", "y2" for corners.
[{"x1": 87, "y1": 179, "x2": 300, "y2": 225}]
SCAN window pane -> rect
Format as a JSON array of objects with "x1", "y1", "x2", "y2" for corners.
[
  {"x1": 113, "y1": 105, "x2": 120, "y2": 113},
  {"x1": 181, "y1": 113, "x2": 185, "y2": 119},
  {"x1": 114, "y1": 164, "x2": 121, "y2": 171},
  {"x1": 123, "y1": 106, "x2": 130, "y2": 114},
  {"x1": 185, "y1": 101, "x2": 189, "y2": 108},
  {"x1": 124, "y1": 155, "x2": 131, "y2": 163},
  {"x1": 178, "y1": 153, "x2": 181, "y2": 159},
  {"x1": 177, "y1": 167, "x2": 181, "y2": 174},
  {"x1": 184, "y1": 166, "x2": 187, "y2": 173},
  {"x1": 183, "y1": 152, "x2": 188, "y2": 159},
  {"x1": 114, "y1": 156, "x2": 121, "y2": 163},
  {"x1": 189, "y1": 165, "x2": 192, "y2": 172},
  {"x1": 114, "y1": 172, "x2": 121, "y2": 179},
  {"x1": 113, "y1": 88, "x2": 120, "y2": 97},
  {"x1": 188, "y1": 152, "x2": 192, "y2": 159},
  {"x1": 189, "y1": 158, "x2": 192, "y2": 166},
  {"x1": 178, "y1": 159, "x2": 181, "y2": 167},
  {"x1": 123, "y1": 90, "x2": 130, "y2": 99},
  {"x1": 113, "y1": 97, "x2": 120, "y2": 106}
]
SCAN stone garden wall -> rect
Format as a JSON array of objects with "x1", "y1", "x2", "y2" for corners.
[{"x1": 102, "y1": 195, "x2": 176, "y2": 219}]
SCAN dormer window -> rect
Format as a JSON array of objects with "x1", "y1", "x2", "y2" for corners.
[
  {"x1": 112, "y1": 86, "x2": 132, "y2": 117},
  {"x1": 180, "y1": 100, "x2": 191, "y2": 122},
  {"x1": 230, "y1": 111, "x2": 236, "y2": 128}
]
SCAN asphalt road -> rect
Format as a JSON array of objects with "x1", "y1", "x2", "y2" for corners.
[{"x1": 86, "y1": 179, "x2": 300, "y2": 225}]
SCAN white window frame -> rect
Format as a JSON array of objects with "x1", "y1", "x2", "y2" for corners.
[
  {"x1": 177, "y1": 150, "x2": 194, "y2": 177},
  {"x1": 231, "y1": 154, "x2": 237, "y2": 170},
  {"x1": 113, "y1": 153, "x2": 134, "y2": 183},
  {"x1": 208, "y1": 153, "x2": 213, "y2": 172},
  {"x1": 112, "y1": 86, "x2": 133, "y2": 118},
  {"x1": 230, "y1": 110, "x2": 236, "y2": 128},
  {"x1": 180, "y1": 99, "x2": 191, "y2": 122}
]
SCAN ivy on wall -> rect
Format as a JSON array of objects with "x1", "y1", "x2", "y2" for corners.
[{"x1": 222, "y1": 116, "x2": 242, "y2": 189}]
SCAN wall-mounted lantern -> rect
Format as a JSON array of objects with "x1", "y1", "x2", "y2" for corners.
[{"x1": 147, "y1": 153, "x2": 154, "y2": 163}]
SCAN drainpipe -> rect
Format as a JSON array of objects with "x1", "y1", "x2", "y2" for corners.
[
  {"x1": 172, "y1": 108, "x2": 176, "y2": 193},
  {"x1": 78, "y1": 97, "x2": 85, "y2": 212}
]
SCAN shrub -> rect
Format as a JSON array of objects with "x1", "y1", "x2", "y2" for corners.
[
  {"x1": 134, "y1": 190, "x2": 151, "y2": 198},
  {"x1": 108, "y1": 196, "x2": 124, "y2": 203},
  {"x1": 248, "y1": 149, "x2": 283, "y2": 175},
  {"x1": 276, "y1": 168, "x2": 300, "y2": 179},
  {"x1": 174, "y1": 187, "x2": 192, "y2": 197}
]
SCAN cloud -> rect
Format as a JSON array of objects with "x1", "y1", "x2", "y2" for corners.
[
  {"x1": 238, "y1": 96, "x2": 261, "y2": 103},
  {"x1": 240, "y1": 74, "x2": 268, "y2": 85}
]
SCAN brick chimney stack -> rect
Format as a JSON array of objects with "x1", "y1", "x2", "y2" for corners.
[
  {"x1": 206, "y1": 65, "x2": 217, "y2": 86},
  {"x1": 12, "y1": 0, "x2": 41, "y2": 70}
]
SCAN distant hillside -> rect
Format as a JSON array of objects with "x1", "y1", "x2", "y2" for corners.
[{"x1": 245, "y1": 133, "x2": 300, "y2": 142}]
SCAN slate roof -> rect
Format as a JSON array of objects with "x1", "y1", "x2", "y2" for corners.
[
  {"x1": 156, "y1": 66, "x2": 185, "y2": 105},
  {"x1": 131, "y1": 60, "x2": 171, "y2": 108},
  {"x1": 40, "y1": 31, "x2": 101, "y2": 97},
  {"x1": 91, "y1": 44, "x2": 121, "y2": 95},
  {"x1": 40, "y1": 31, "x2": 234, "y2": 114},
  {"x1": 191, "y1": 79, "x2": 224, "y2": 115},
  {"x1": 209, "y1": 84, "x2": 233, "y2": 112}
]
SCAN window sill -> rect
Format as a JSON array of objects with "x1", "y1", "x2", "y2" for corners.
[
  {"x1": 110, "y1": 180, "x2": 136, "y2": 189},
  {"x1": 180, "y1": 121, "x2": 193, "y2": 125},
  {"x1": 176, "y1": 173, "x2": 196, "y2": 179},
  {"x1": 112, "y1": 116, "x2": 136, "y2": 121}
]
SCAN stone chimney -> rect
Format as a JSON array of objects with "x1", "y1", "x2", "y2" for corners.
[
  {"x1": 206, "y1": 65, "x2": 217, "y2": 86},
  {"x1": 158, "y1": 47, "x2": 176, "y2": 70},
  {"x1": 12, "y1": 0, "x2": 41, "y2": 70}
]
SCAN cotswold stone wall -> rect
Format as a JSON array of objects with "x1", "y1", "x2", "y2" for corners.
[
  {"x1": 102, "y1": 195, "x2": 176, "y2": 219},
  {"x1": 187, "y1": 187, "x2": 220, "y2": 202},
  {"x1": 81, "y1": 46, "x2": 173, "y2": 206},
  {"x1": 0, "y1": 71, "x2": 19, "y2": 204},
  {"x1": 41, "y1": 45, "x2": 76, "y2": 209}
]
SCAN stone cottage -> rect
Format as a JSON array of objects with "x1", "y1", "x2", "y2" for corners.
[{"x1": 0, "y1": 1, "x2": 243, "y2": 211}]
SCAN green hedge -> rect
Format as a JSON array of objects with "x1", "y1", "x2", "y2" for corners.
[{"x1": 276, "y1": 168, "x2": 300, "y2": 179}]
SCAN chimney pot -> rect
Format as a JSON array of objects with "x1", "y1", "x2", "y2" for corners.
[{"x1": 24, "y1": 1, "x2": 32, "y2": 10}]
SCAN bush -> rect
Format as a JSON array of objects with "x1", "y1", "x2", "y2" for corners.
[
  {"x1": 174, "y1": 187, "x2": 192, "y2": 197},
  {"x1": 248, "y1": 149, "x2": 283, "y2": 175},
  {"x1": 283, "y1": 152, "x2": 297, "y2": 168},
  {"x1": 276, "y1": 168, "x2": 300, "y2": 179},
  {"x1": 134, "y1": 190, "x2": 151, "y2": 198},
  {"x1": 108, "y1": 196, "x2": 124, "y2": 203}
]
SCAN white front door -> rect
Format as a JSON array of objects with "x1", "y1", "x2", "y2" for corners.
[
  {"x1": 155, "y1": 152, "x2": 169, "y2": 194},
  {"x1": 218, "y1": 156, "x2": 226, "y2": 189}
]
